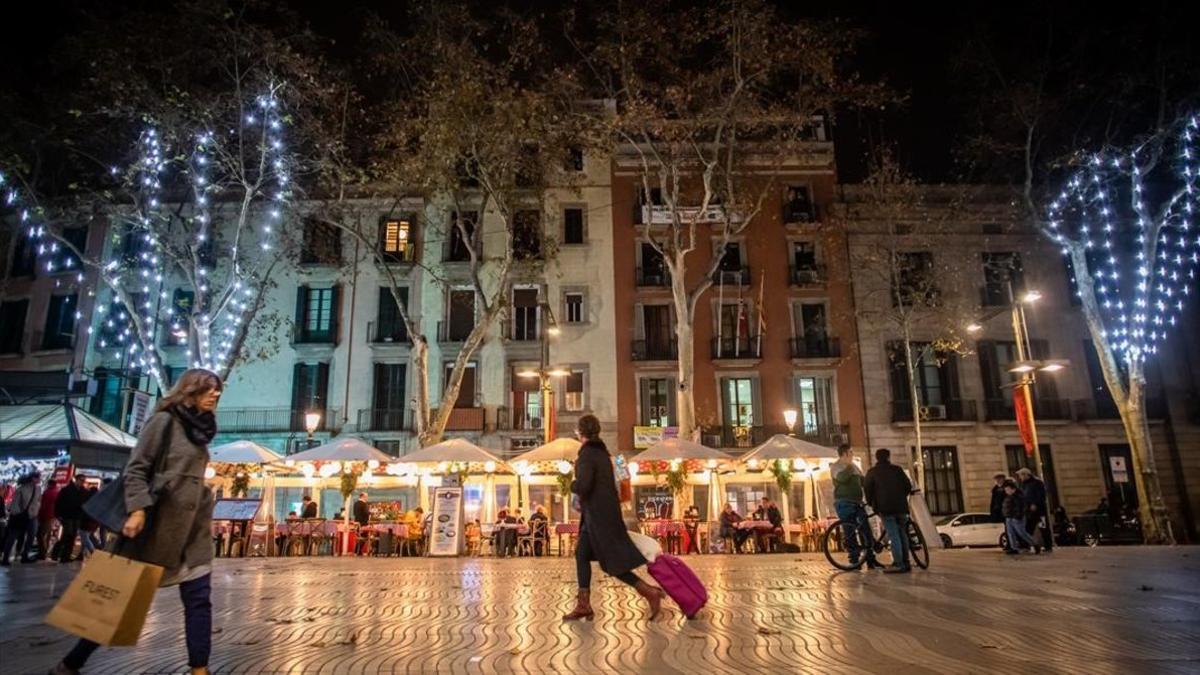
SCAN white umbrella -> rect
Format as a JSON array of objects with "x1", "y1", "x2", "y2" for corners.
[
  {"x1": 511, "y1": 437, "x2": 581, "y2": 464},
  {"x1": 636, "y1": 437, "x2": 734, "y2": 462},
  {"x1": 402, "y1": 438, "x2": 505, "y2": 465},
  {"x1": 287, "y1": 437, "x2": 395, "y2": 464},
  {"x1": 740, "y1": 434, "x2": 838, "y2": 463},
  {"x1": 209, "y1": 440, "x2": 283, "y2": 464}
]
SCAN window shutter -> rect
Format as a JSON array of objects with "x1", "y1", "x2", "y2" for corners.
[
  {"x1": 666, "y1": 378, "x2": 678, "y2": 425},
  {"x1": 977, "y1": 340, "x2": 998, "y2": 400},
  {"x1": 291, "y1": 363, "x2": 307, "y2": 413},
  {"x1": 295, "y1": 286, "x2": 307, "y2": 327},
  {"x1": 887, "y1": 341, "x2": 911, "y2": 402},
  {"x1": 315, "y1": 363, "x2": 330, "y2": 412},
  {"x1": 373, "y1": 363, "x2": 387, "y2": 410},
  {"x1": 943, "y1": 353, "x2": 962, "y2": 400}
]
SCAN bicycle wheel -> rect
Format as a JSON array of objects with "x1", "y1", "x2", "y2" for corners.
[
  {"x1": 823, "y1": 519, "x2": 866, "y2": 571},
  {"x1": 906, "y1": 519, "x2": 930, "y2": 569}
]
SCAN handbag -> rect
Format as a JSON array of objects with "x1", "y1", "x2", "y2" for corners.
[
  {"x1": 45, "y1": 549, "x2": 164, "y2": 645},
  {"x1": 612, "y1": 454, "x2": 633, "y2": 503},
  {"x1": 84, "y1": 416, "x2": 174, "y2": 533}
]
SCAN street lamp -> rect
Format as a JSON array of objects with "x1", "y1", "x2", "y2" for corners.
[
  {"x1": 515, "y1": 302, "x2": 570, "y2": 444},
  {"x1": 304, "y1": 411, "x2": 321, "y2": 449},
  {"x1": 782, "y1": 408, "x2": 798, "y2": 435}
]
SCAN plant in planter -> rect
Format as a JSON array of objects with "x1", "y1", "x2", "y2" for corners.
[{"x1": 664, "y1": 465, "x2": 688, "y2": 497}]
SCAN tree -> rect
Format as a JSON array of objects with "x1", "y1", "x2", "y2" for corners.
[
  {"x1": 571, "y1": 0, "x2": 882, "y2": 439},
  {"x1": 844, "y1": 152, "x2": 977, "y2": 489},
  {"x1": 954, "y1": 6, "x2": 1200, "y2": 543},
  {"x1": 314, "y1": 2, "x2": 591, "y2": 446}
]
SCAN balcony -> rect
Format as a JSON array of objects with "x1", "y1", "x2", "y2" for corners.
[
  {"x1": 639, "y1": 204, "x2": 742, "y2": 226},
  {"x1": 891, "y1": 399, "x2": 977, "y2": 423},
  {"x1": 782, "y1": 202, "x2": 820, "y2": 224},
  {"x1": 438, "y1": 320, "x2": 475, "y2": 344},
  {"x1": 496, "y1": 405, "x2": 544, "y2": 432},
  {"x1": 636, "y1": 266, "x2": 671, "y2": 287},
  {"x1": 983, "y1": 398, "x2": 1073, "y2": 422},
  {"x1": 292, "y1": 324, "x2": 337, "y2": 345},
  {"x1": 979, "y1": 285, "x2": 1017, "y2": 308},
  {"x1": 33, "y1": 330, "x2": 74, "y2": 352},
  {"x1": 712, "y1": 265, "x2": 751, "y2": 286},
  {"x1": 502, "y1": 318, "x2": 541, "y2": 342},
  {"x1": 790, "y1": 264, "x2": 826, "y2": 287},
  {"x1": 444, "y1": 406, "x2": 485, "y2": 432},
  {"x1": 790, "y1": 336, "x2": 841, "y2": 359},
  {"x1": 357, "y1": 408, "x2": 408, "y2": 432},
  {"x1": 217, "y1": 407, "x2": 342, "y2": 433},
  {"x1": 368, "y1": 320, "x2": 408, "y2": 345},
  {"x1": 632, "y1": 339, "x2": 678, "y2": 361},
  {"x1": 711, "y1": 336, "x2": 761, "y2": 360},
  {"x1": 703, "y1": 423, "x2": 850, "y2": 450}
]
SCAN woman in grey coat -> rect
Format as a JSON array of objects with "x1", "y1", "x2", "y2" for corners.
[{"x1": 52, "y1": 369, "x2": 222, "y2": 675}]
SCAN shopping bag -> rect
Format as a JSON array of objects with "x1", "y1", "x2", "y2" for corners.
[
  {"x1": 45, "y1": 551, "x2": 164, "y2": 646},
  {"x1": 628, "y1": 530, "x2": 662, "y2": 563},
  {"x1": 612, "y1": 454, "x2": 633, "y2": 503}
]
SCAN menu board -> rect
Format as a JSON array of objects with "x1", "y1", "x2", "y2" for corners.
[
  {"x1": 212, "y1": 499, "x2": 262, "y2": 521},
  {"x1": 428, "y1": 487, "x2": 463, "y2": 557}
]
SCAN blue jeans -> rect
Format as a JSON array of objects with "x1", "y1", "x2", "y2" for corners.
[
  {"x1": 64, "y1": 573, "x2": 213, "y2": 669},
  {"x1": 834, "y1": 500, "x2": 876, "y2": 564},
  {"x1": 881, "y1": 514, "x2": 910, "y2": 569},
  {"x1": 1006, "y1": 517, "x2": 1037, "y2": 550}
]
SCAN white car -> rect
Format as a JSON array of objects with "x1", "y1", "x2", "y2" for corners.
[{"x1": 936, "y1": 512, "x2": 1006, "y2": 548}]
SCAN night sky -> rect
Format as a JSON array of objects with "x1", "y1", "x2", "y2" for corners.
[{"x1": 1, "y1": 1, "x2": 1196, "y2": 182}]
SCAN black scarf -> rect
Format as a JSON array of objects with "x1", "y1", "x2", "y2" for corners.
[{"x1": 170, "y1": 404, "x2": 218, "y2": 445}]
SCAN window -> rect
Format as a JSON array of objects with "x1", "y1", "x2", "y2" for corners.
[
  {"x1": 894, "y1": 251, "x2": 938, "y2": 306},
  {"x1": 795, "y1": 302, "x2": 829, "y2": 352},
  {"x1": 54, "y1": 227, "x2": 88, "y2": 273},
  {"x1": 88, "y1": 367, "x2": 125, "y2": 427},
  {"x1": 888, "y1": 341, "x2": 962, "y2": 419},
  {"x1": 301, "y1": 218, "x2": 341, "y2": 265},
  {"x1": 0, "y1": 299, "x2": 28, "y2": 354},
  {"x1": 1005, "y1": 444, "x2": 1058, "y2": 511},
  {"x1": 634, "y1": 187, "x2": 664, "y2": 224},
  {"x1": 564, "y1": 371, "x2": 585, "y2": 412},
  {"x1": 511, "y1": 288, "x2": 539, "y2": 340},
  {"x1": 638, "y1": 243, "x2": 668, "y2": 285},
  {"x1": 42, "y1": 294, "x2": 77, "y2": 350},
  {"x1": 513, "y1": 210, "x2": 542, "y2": 260},
  {"x1": 640, "y1": 305, "x2": 674, "y2": 359},
  {"x1": 563, "y1": 207, "x2": 585, "y2": 244},
  {"x1": 511, "y1": 366, "x2": 542, "y2": 430},
  {"x1": 375, "y1": 287, "x2": 408, "y2": 342},
  {"x1": 371, "y1": 363, "x2": 406, "y2": 431},
  {"x1": 167, "y1": 289, "x2": 194, "y2": 346},
  {"x1": 722, "y1": 377, "x2": 757, "y2": 446},
  {"x1": 564, "y1": 292, "x2": 585, "y2": 324},
  {"x1": 9, "y1": 231, "x2": 37, "y2": 277},
  {"x1": 982, "y1": 252, "x2": 1024, "y2": 306},
  {"x1": 793, "y1": 376, "x2": 835, "y2": 434},
  {"x1": 717, "y1": 242, "x2": 743, "y2": 272},
  {"x1": 291, "y1": 362, "x2": 330, "y2": 429},
  {"x1": 446, "y1": 362, "x2": 478, "y2": 408},
  {"x1": 640, "y1": 377, "x2": 675, "y2": 427},
  {"x1": 380, "y1": 216, "x2": 416, "y2": 263},
  {"x1": 446, "y1": 211, "x2": 476, "y2": 262},
  {"x1": 783, "y1": 185, "x2": 815, "y2": 222},
  {"x1": 375, "y1": 440, "x2": 402, "y2": 457},
  {"x1": 295, "y1": 286, "x2": 338, "y2": 343},
  {"x1": 792, "y1": 241, "x2": 818, "y2": 271},
  {"x1": 1083, "y1": 340, "x2": 1120, "y2": 417},
  {"x1": 446, "y1": 289, "x2": 475, "y2": 341},
  {"x1": 564, "y1": 146, "x2": 584, "y2": 172},
  {"x1": 978, "y1": 339, "x2": 1059, "y2": 419},
  {"x1": 919, "y1": 446, "x2": 963, "y2": 515}
]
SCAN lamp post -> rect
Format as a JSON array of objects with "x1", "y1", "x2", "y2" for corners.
[
  {"x1": 304, "y1": 411, "x2": 321, "y2": 449},
  {"x1": 518, "y1": 302, "x2": 569, "y2": 444},
  {"x1": 782, "y1": 408, "x2": 799, "y2": 437}
]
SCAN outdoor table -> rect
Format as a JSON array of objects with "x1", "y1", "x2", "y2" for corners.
[
  {"x1": 493, "y1": 522, "x2": 528, "y2": 557},
  {"x1": 737, "y1": 520, "x2": 780, "y2": 553},
  {"x1": 360, "y1": 522, "x2": 409, "y2": 556},
  {"x1": 641, "y1": 520, "x2": 690, "y2": 555},
  {"x1": 554, "y1": 522, "x2": 579, "y2": 557}
]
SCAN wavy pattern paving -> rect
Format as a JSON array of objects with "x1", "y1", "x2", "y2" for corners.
[{"x1": 2, "y1": 548, "x2": 1199, "y2": 674}]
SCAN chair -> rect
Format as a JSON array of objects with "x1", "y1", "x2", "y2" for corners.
[
  {"x1": 401, "y1": 527, "x2": 426, "y2": 557},
  {"x1": 480, "y1": 524, "x2": 496, "y2": 557},
  {"x1": 517, "y1": 520, "x2": 547, "y2": 557}
]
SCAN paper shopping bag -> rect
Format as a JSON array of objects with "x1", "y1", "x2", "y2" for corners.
[{"x1": 45, "y1": 551, "x2": 164, "y2": 646}]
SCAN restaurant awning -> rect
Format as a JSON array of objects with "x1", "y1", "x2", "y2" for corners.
[
  {"x1": 635, "y1": 437, "x2": 734, "y2": 462},
  {"x1": 286, "y1": 437, "x2": 395, "y2": 464},
  {"x1": 740, "y1": 434, "x2": 838, "y2": 463},
  {"x1": 209, "y1": 440, "x2": 284, "y2": 465},
  {"x1": 511, "y1": 438, "x2": 581, "y2": 465},
  {"x1": 401, "y1": 438, "x2": 505, "y2": 466},
  {"x1": 0, "y1": 403, "x2": 138, "y2": 449}
]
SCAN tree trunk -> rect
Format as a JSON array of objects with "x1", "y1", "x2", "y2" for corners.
[
  {"x1": 671, "y1": 270, "x2": 697, "y2": 440},
  {"x1": 902, "y1": 330, "x2": 926, "y2": 492},
  {"x1": 1120, "y1": 377, "x2": 1175, "y2": 544},
  {"x1": 411, "y1": 335, "x2": 434, "y2": 446}
]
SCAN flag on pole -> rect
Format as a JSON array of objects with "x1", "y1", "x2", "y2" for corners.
[
  {"x1": 1014, "y1": 383, "x2": 1036, "y2": 456},
  {"x1": 756, "y1": 269, "x2": 766, "y2": 356}
]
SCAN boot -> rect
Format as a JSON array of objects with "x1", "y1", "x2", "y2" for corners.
[
  {"x1": 562, "y1": 589, "x2": 594, "y2": 621},
  {"x1": 634, "y1": 580, "x2": 666, "y2": 621}
]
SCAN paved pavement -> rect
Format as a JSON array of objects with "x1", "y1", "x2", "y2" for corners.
[{"x1": 1, "y1": 548, "x2": 1198, "y2": 674}]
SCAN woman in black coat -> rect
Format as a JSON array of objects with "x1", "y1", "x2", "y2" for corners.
[{"x1": 563, "y1": 414, "x2": 665, "y2": 621}]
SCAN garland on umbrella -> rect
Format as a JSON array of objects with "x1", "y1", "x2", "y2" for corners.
[
  {"x1": 231, "y1": 464, "x2": 252, "y2": 497},
  {"x1": 340, "y1": 469, "x2": 360, "y2": 502},
  {"x1": 663, "y1": 466, "x2": 687, "y2": 496},
  {"x1": 768, "y1": 459, "x2": 793, "y2": 493},
  {"x1": 556, "y1": 470, "x2": 574, "y2": 496}
]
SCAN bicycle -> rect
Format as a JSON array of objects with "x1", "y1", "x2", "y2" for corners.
[{"x1": 822, "y1": 505, "x2": 930, "y2": 571}]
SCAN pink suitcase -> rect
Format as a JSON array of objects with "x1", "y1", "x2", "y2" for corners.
[{"x1": 646, "y1": 553, "x2": 707, "y2": 619}]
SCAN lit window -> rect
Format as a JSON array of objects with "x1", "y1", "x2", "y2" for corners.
[{"x1": 565, "y1": 371, "x2": 585, "y2": 412}]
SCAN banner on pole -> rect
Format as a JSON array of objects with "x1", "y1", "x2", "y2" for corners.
[
  {"x1": 1013, "y1": 384, "x2": 1035, "y2": 456},
  {"x1": 128, "y1": 391, "x2": 152, "y2": 435}
]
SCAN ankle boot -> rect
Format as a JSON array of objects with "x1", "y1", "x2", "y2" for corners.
[
  {"x1": 562, "y1": 589, "x2": 594, "y2": 621},
  {"x1": 634, "y1": 581, "x2": 666, "y2": 621}
]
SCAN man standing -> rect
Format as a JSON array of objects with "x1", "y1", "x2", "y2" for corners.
[
  {"x1": 0, "y1": 472, "x2": 42, "y2": 565},
  {"x1": 54, "y1": 474, "x2": 89, "y2": 563},
  {"x1": 301, "y1": 494, "x2": 318, "y2": 519},
  {"x1": 1002, "y1": 479, "x2": 1038, "y2": 554},
  {"x1": 864, "y1": 448, "x2": 913, "y2": 574},
  {"x1": 36, "y1": 476, "x2": 59, "y2": 560},
  {"x1": 1017, "y1": 468, "x2": 1052, "y2": 552},
  {"x1": 830, "y1": 444, "x2": 881, "y2": 570},
  {"x1": 989, "y1": 473, "x2": 1007, "y2": 523}
]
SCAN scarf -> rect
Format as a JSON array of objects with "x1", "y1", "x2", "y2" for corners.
[{"x1": 170, "y1": 404, "x2": 218, "y2": 445}]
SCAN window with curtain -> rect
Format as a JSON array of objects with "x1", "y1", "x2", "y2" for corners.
[
  {"x1": 512, "y1": 288, "x2": 539, "y2": 340},
  {"x1": 640, "y1": 378, "x2": 674, "y2": 427},
  {"x1": 564, "y1": 292, "x2": 585, "y2": 324},
  {"x1": 919, "y1": 446, "x2": 963, "y2": 515},
  {"x1": 793, "y1": 376, "x2": 834, "y2": 433},
  {"x1": 511, "y1": 366, "x2": 541, "y2": 430},
  {"x1": 564, "y1": 371, "x2": 585, "y2": 412},
  {"x1": 380, "y1": 215, "x2": 416, "y2": 262}
]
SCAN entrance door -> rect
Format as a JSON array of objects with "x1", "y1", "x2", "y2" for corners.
[{"x1": 1098, "y1": 444, "x2": 1138, "y2": 512}]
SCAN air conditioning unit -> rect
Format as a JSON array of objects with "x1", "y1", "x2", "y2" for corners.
[{"x1": 920, "y1": 405, "x2": 948, "y2": 421}]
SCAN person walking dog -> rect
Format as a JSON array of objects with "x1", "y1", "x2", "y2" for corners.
[
  {"x1": 50, "y1": 369, "x2": 222, "y2": 675},
  {"x1": 563, "y1": 414, "x2": 666, "y2": 621}
]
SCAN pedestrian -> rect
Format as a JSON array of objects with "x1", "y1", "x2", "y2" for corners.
[
  {"x1": 563, "y1": 414, "x2": 665, "y2": 621},
  {"x1": 301, "y1": 494, "x2": 318, "y2": 519},
  {"x1": 352, "y1": 493, "x2": 370, "y2": 555},
  {"x1": 1016, "y1": 468, "x2": 1052, "y2": 552},
  {"x1": 50, "y1": 368, "x2": 222, "y2": 675},
  {"x1": 863, "y1": 448, "x2": 913, "y2": 574},
  {"x1": 80, "y1": 485, "x2": 101, "y2": 558},
  {"x1": 1001, "y1": 479, "x2": 1038, "y2": 554},
  {"x1": 37, "y1": 476, "x2": 59, "y2": 560},
  {"x1": 54, "y1": 474, "x2": 90, "y2": 563},
  {"x1": 830, "y1": 444, "x2": 882, "y2": 570},
  {"x1": 0, "y1": 471, "x2": 42, "y2": 565},
  {"x1": 989, "y1": 473, "x2": 1007, "y2": 523}
]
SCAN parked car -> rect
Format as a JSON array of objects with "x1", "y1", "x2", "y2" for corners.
[
  {"x1": 935, "y1": 512, "x2": 1005, "y2": 548},
  {"x1": 1073, "y1": 511, "x2": 1143, "y2": 546}
]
